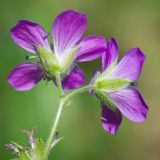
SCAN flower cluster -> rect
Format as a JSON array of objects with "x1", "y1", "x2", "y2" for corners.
[
  {"x1": 8, "y1": 10, "x2": 106, "y2": 91},
  {"x1": 7, "y1": 9, "x2": 148, "y2": 160}
]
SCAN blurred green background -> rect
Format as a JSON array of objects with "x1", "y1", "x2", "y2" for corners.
[{"x1": 0, "y1": 0, "x2": 160, "y2": 159}]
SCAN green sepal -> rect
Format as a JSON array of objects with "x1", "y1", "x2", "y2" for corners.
[
  {"x1": 60, "y1": 46, "x2": 79, "y2": 73},
  {"x1": 95, "y1": 79, "x2": 130, "y2": 91},
  {"x1": 33, "y1": 138, "x2": 45, "y2": 160},
  {"x1": 95, "y1": 89, "x2": 117, "y2": 110},
  {"x1": 51, "y1": 137, "x2": 63, "y2": 149},
  {"x1": 104, "y1": 60, "x2": 117, "y2": 74},
  {"x1": 36, "y1": 46, "x2": 60, "y2": 74},
  {"x1": 98, "y1": 60, "x2": 117, "y2": 81}
]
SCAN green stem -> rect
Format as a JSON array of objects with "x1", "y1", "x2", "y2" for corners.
[
  {"x1": 43, "y1": 99, "x2": 64, "y2": 160},
  {"x1": 63, "y1": 85, "x2": 93, "y2": 103},
  {"x1": 43, "y1": 72, "x2": 64, "y2": 160},
  {"x1": 55, "y1": 72, "x2": 64, "y2": 97},
  {"x1": 43, "y1": 85, "x2": 94, "y2": 160}
]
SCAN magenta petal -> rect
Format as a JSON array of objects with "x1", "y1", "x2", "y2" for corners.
[
  {"x1": 52, "y1": 10, "x2": 87, "y2": 58},
  {"x1": 108, "y1": 48, "x2": 146, "y2": 81},
  {"x1": 76, "y1": 36, "x2": 106, "y2": 62},
  {"x1": 101, "y1": 104, "x2": 122, "y2": 134},
  {"x1": 8, "y1": 62, "x2": 45, "y2": 91},
  {"x1": 102, "y1": 37, "x2": 119, "y2": 71},
  {"x1": 61, "y1": 66, "x2": 85, "y2": 90},
  {"x1": 10, "y1": 20, "x2": 51, "y2": 53},
  {"x1": 109, "y1": 88, "x2": 148, "y2": 122}
]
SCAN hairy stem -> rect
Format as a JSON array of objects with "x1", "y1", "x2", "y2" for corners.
[
  {"x1": 55, "y1": 72, "x2": 64, "y2": 97},
  {"x1": 63, "y1": 85, "x2": 93, "y2": 103},
  {"x1": 43, "y1": 99, "x2": 64, "y2": 160},
  {"x1": 43, "y1": 72, "x2": 64, "y2": 160},
  {"x1": 43, "y1": 85, "x2": 94, "y2": 160}
]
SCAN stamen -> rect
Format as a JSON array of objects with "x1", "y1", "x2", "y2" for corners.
[
  {"x1": 25, "y1": 55, "x2": 30, "y2": 60},
  {"x1": 130, "y1": 82, "x2": 137, "y2": 86},
  {"x1": 43, "y1": 32, "x2": 50, "y2": 40},
  {"x1": 25, "y1": 55, "x2": 37, "y2": 60}
]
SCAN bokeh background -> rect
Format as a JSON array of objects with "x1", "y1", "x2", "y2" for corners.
[{"x1": 0, "y1": 0, "x2": 160, "y2": 159}]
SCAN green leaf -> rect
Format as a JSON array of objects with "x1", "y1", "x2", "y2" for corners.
[
  {"x1": 33, "y1": 138, "x2": 45, "y2": 160},
  {"x1": 51, "y1": 137, "x2": 63, "y2": 149},
  {"x1": 95, "y1": 79, "x2": 130, "y2": 91},
  {"x1": 11, "y1": 142, "x2": 23, "y2": 149},
  {"x1": 18, "y1": 148, "x2": 32, "y2": 160}
]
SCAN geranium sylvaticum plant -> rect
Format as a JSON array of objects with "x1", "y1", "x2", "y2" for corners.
[{"x1": 7, "y1": 10, "x2": 148, "y2": 160}]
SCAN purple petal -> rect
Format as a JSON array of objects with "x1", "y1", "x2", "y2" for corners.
[
  {"x1": 10, "y1": 20, "x2": 51, "y2": 54},
  {"x1": 102, "y1": 37, "x2": 119, "y2": 71},
  {"x1": 8, "y1": 62, "x2": 45, "y2": 91},
  {"x1": 75, "y1": 36, "x2": 106, "y2": 62},
  {"x1": 101, "y1": 104, "x2": 122, "y2": 135},
  {"x1": 52, "y1": 10, "x2": 87, "y2": 58},
  {"x1": 61, "y1": 65, "x2": 85, "y2": 90},
  {"x1": 108, "y1": 48, "x2": 146, "y2": 81},
  {"x1": 109, "y1": 88, "x2": 148, "y2": 122}
]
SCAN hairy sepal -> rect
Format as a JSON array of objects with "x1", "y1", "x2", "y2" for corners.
[
  {"x1": 36, "y1": 46, "x2": 60, "y2": 75},
  {"x1": 95, "y1": 79, "x2": 130, "y2": 91},
  {"x1": 95, "y1": 89, "x2": 117, "y2": 111},
  {"x1": 60, "y1": 46, "x2": 79, "y2": 73}
]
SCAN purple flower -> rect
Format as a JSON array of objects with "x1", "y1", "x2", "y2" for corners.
[
  {"x1": 8, "y1": 10, "x2": 106, "y2": 91},
  {"x1": 90, "y1": 38, "x2": 148, "y2": 135}
]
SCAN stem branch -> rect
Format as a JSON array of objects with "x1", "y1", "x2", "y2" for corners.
[{"x1": 43, "y1": 85, "x2": 94, "y2": 159}]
